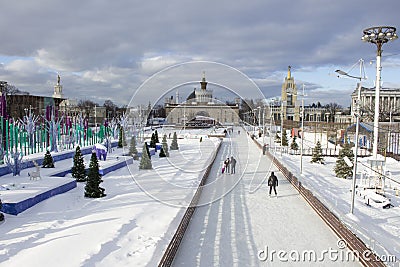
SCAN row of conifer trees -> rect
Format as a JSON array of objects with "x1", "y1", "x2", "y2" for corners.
[
  {"x1": 70, "y1": 130, "x2": 180, "y2": 198},
  {"x1": 274, "y1": 129, "x2": 355, "y2": 179}
]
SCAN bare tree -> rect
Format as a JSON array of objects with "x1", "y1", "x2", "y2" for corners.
[
  {"x1": 103, "y1": 100, "x2": 117, "y2": 117},
  {"x1": 1, "y1": 83, "x2": 29, "y2": 95},
  {"x1": 360, "y1": 104, "x2": 400, "y2": 122},
  {"x1": 324, "y1": 102, "x2": 342, "y2": 121},
  {"x1": 78, "y1": 100, "x2": 98, "y2": 118}
]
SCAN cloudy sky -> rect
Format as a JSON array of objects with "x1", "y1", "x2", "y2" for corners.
[{"x1": 0, "y1": 0, "x2": 399, "y2": 108}]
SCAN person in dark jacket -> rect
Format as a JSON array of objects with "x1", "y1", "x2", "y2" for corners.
[
  {"x1": 268, "y1": 171, "x2": 278, "y2": 197},
  {"x1": 230, "y1": 156, "x2": 237, "y2": 174},
  {"x1": 263, "y1": 144, "x2": 267, "y2": 155},
  {"x1": 224, "y1": 158, "x2": 230, "y2": 174}
]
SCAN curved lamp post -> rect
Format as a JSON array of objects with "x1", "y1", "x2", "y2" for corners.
[
  {"x1": 362, "y1": 26, "x2": 397, "y2": 159},
  {"x1": 335, "y1": 59, "x2": 366, "y2": 214}
]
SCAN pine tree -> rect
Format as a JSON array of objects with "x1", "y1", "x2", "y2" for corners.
[
  {"x1": 139, "y1": 143, "x2": 152, "y2": 169},
  {"x1": 274, "y1": 133, "x2": 281, "y2": 143},
  {"x1": 144, "y1": 142, "x2": 151, "y2": 158},
  {"x1": 149, "y1": 132, "x2": 156, "y2": 148},
  {"x1": 84, "y1": 152, "x2": 106, "y2": 198},
  {"x1": 129, "y1": 136, "x2": 138, "y2": 159},
  {"x1": 159, "y1": 146, "x2": 166, "y2": 157},
  {"x1": 154, "y1": 130, "x2": 159, "y2": 143},
  {"x1": 311, "y1": 141, "x2": 324, "y2": 164},
  {"x1": 118, "y1": 126, "x2": 123, "y2": 148},
  {"x1": 170, "y1": 132, "x2": 179, "y2": 150},
  {"x1": 42, "y1": 150, "x2": 55, "y2": 168},
  {"x1": 281, "y1": 130, "x2": 288, "y2": 146},
  {"x1": 290, "y1": 135, "x2": 299, "y2": 150},
  {"x1": 334, "y1": 143, "x2": 354, "y2": 179},
  {"x1": 71, "y1": 146, "x2": 86, "y2": 182},
  {"x1": 162, "y1": 134, "x2": 169, "y2": 157}
]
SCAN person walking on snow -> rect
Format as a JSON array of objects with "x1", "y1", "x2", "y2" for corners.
[
  {"x1": 268, "y1": 171, "x2": 278, "y2": 197},
  {"x1": 230, "y1": 156, "x2": 237, "y2": 174},
  {"x1": 263, "y1": 144, "x2": 267, "y2": 155},
  {"x1": 224, "y1": 158, "x2": 230, "y2": 174}
]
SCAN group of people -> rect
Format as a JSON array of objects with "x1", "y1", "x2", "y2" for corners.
[
  {"x1": 222, "y1": 156, "x2": 237, "y2": 174},
  {"x1": 219, "y1": 128, "x2": 279, "y2": 197}
]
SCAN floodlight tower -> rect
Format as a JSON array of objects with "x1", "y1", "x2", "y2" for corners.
[{"x1": 361, "y1": 26, "x2": 397, "y2": 159}]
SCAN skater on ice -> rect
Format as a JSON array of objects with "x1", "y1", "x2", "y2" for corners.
[
  {"x1": 230, "y1": 156, "x2": 236, "y2": 174},
  {"x1": 268, "y1": 171, "x2": 278, "y2": 197},
  {"x1": 224, "y1": 158, "x2": 230, "y2": 174}
]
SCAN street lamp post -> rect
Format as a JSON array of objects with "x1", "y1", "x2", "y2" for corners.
[
  {"x1": 335, "y1": 59, "x2": 366, "y2": 214},
  {"x1": 269, "y1": 99, "x2": 275, "y2": 147},
  {"x1": 325, "y1": 113, "x2": 330, "y2": 150},
  {"x1": 300, "y1": 85, "x2": 305, "y2": 174},
  {"x1": 362, "y1": 26, "x2": 398, "y2": 159},
  {"x1": 262, "y1": 106, "x2": 266, "y2": 144}
]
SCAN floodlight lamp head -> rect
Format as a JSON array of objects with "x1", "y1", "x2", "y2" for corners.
[{"x1": 335, "y1": 70, "x2": 347, "y2": 76}]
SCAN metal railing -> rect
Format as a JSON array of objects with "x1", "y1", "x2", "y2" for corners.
[{"x1": 253, "y1": 138, "x2": 388, "y2": 266}]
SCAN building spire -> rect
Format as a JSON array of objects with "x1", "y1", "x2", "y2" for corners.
[
  {"x1": 287, "y1": 66, "x2": 291, "y2": 79},
  {"x1": 200, "y1": 71, "x2": 207, "y2": 90},
  {"x1": 53, "y1": 74, "x2": 64, "y2": 98}
]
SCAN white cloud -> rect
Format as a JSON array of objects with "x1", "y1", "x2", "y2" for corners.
[{"x1": 0, "y1": 0, "x2": 398, "y2": 107}]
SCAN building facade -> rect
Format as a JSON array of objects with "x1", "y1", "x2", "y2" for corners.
[
  {"x1": 165, "y1": 73, "x2": 240, "y2": 126},
  {"x1": 351, "y1": 86, "x2": 400, "y2": 122},
  {"x1": 268, "y1": 66, "x2": 325, "y2": 123}
]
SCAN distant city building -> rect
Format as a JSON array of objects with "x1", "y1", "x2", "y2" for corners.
[
  {"x1": 351, "y1": 85, "x2": 400, "y2": 122},
  {"x1": 165, "y1": 72, "x2": 240, "y2": 126},
  {"x1": 281, "y1": 65, "x2": 300, "y2": 121},
  {"x1": 268, "y1": 66, "x2": 325, "y2": 123},
  {"x1": 0, "y1": 77, "x2": 64, "y2": 119}
]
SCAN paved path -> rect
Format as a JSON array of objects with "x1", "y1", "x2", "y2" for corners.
[{"x1": 173, "y1": 127, "x2": 360, "y2": 266}]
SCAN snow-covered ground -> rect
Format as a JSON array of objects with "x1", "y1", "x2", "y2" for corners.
[
  {"x1": 254, "y1": 129, "x2": 400, "y2": 264},
  {"x1": 0, "y1": 125, "x2": 398, "y2": 266},
  {"x1": 0, "y1": 129, "x2": 221, "y2": 267}
]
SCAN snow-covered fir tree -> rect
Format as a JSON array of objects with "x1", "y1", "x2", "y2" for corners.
[
  {"x1": 42, "y1": 150, "x2": 55, "y2": 168},
  {"x1": 290, "y1": 135, "x2": 299, "y2": 150},
  {"x1": 170, "y1": 132, "x2": 179, "y2": 150},
  {"x1": 149, "y1": 132, "x2": 156, "y2": 148},
  {"x1": 334, "y1": 143, "x2": 354, "y2": 179},
  {"x1": 154, "y1": 130, "x2": 159, "y2": 143},
  {"x1": 144, "y1": 142, "x2": 151, "y2": 158},
  {"x1": 129, "y1": 136, "x2": 138, "y2": 159},
  {"x1": 162, "y1": 134, "x2": 169, "y2": 157},
  {"x1": 311, "y1": 141, "x2": 324, "y2": 164},
  {"x1": 139, "y1": 143, "x2": 152, "y2": 169},
  {"x1": 71, "y1": 146, "x2": 86, "y2": 182},
  {"x1": 84, "y1": 152, "x2": 106, "y2": 198},
  {"x1": 281, "y1": 130, "x2": 288, "y2": 146},
  {"x1": 159, "y1": 146, "x2": 166, "y2": 157}
]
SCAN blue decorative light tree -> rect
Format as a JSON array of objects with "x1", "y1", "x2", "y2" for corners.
[
  {"x1": 5, "y1": 150, "x2": 23, "y2": 176},
  {"x1": 44, "y1": 106, "x2": 63, "y2": 152},
  {"x1": 19, "y1": 107, "x2": 39, "y2": 153}
]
